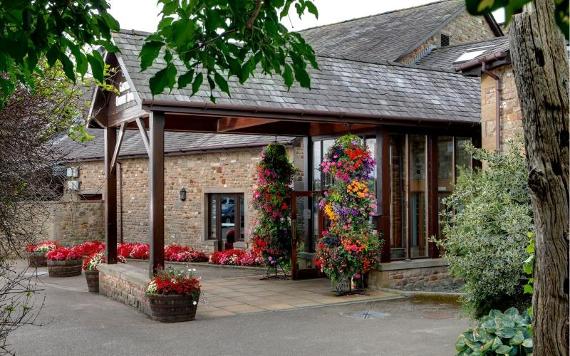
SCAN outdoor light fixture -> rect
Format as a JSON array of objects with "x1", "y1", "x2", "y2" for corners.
[{"x1": 179, "y1": 188, "x2": 187, "y2": 201}]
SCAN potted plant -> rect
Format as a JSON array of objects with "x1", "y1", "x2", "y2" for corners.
[
  {"x1": 26, "y1": 241, "x2": 57, "y2": 267},
  {"x1": 83, "y1": 252, "x2": 104, "y2": 292},
  {"x1": 46, "y1": 246, "x2": 82, "y2": 277},
  {"x1": 146, "y1": 267, "x2": 201, "y2": 322}
]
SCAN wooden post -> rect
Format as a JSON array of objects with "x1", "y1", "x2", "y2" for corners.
[
  {"x1": 427, "y1": 135, "x2": 439, "y2": 258},
  {"x1": 149, "y1": 111, "x2": 165, "y2": 276},
  {"x1": 378, "y1": 130, "x2": 391, "y2": 262},
  {"x1": 104, "y1": 127, "x2": 118, "y2": 264}
]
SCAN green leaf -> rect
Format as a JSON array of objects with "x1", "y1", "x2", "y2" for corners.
[
  {"x1": 149, "y1": 63, "x2": 177, "y2": 95},
  {"x1": 214, "y1": 71, "x2": 230, "y2": 96},
  {"x1": 140, "y1": 40, "x2": 163, "y2": 71},
  {"x1": 178, "y1": 70, "x2": 194, "y2": 89},
  {"x1": 510, "y1": 330, "x2": 525, "y2": 346},
  {"x1": 293, "y1": 64, "x2": 310, "y2": 88},
  {"x1": 87, "y1": 52, "x2": 105, "y2": 83},
  {"x1": 282, "y1": 63, "x2": 293, "y2": 89},
  {"x1": 522, "y1": 338, "x2": 533, "y2": 348},
  {"x1": 58, "y1": 52, "x2": 76, "y2": 82},
  {"x1": 101, "y1": 12, "x2": 120, "y2": 31},
  {"x1": 191, "y1": 72, "x2": 203, "y2": 95},
  {"x1": 306, "y1": 1, "x2": 319, "y2": 18},
  {"x1": 495, "y1": 345, "x2": 512, "y2": 355}
]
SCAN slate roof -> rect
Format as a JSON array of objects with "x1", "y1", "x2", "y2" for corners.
[
  {"x1": 416, "y1": 36, "x2": 509, "y2": 70},
  {"x1": 113, "y1": 30, "x2": 481, "y2": 124},
  {"x1": 299, "y1": 0, "x2": 465, "y2": 63},
  {"x1": 58, "y1": 129, "x2": 294, "y2": 161}
]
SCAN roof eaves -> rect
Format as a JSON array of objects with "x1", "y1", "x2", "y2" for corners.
[{"x1": 454, "y1": 49, "x2": 510, "y2": 72}]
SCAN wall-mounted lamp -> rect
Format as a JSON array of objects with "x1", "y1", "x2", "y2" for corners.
[{"x1": 179, "y1": 188, "x2": 187, "y2": 201}]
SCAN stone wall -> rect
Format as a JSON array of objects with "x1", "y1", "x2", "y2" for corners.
[
  {"x1": 16, "y1": 197, "x2": 104, "y2": 246},
  {"x1": 99, "y1": 263, "x2": 151, "y2": 316},
  {"x1": 481, "y1": 65, "x2": 523, "y2": 152},
  {"x1": 369, "y1": 259, "x2": 462, "y2": 291},
  {"x1": 71, "y1": 142, "x2": 302, "y2": 251},
  {"x1": 399, "y1": 12, "x2": 497, "y2": 64}
]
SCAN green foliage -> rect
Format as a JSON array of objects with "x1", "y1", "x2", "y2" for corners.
[
  {"x1": 522, "y1": 232, "x2": 535, "y2": 295},
  {"x1": 141, "y1": 0, "x2": 319, "y2": 100},
  {"x1": 439, "y1": 141, "x2": 533, "y2": 317},
  {"x1": 0, "y1": 0, "x2": 119, "y2": 106},
  {"x1": 464, "y1": 0, "x2": 569, "y2": 39},
  {"x1": 456, "y1": 308, "x2": 533, "y2": 355}
]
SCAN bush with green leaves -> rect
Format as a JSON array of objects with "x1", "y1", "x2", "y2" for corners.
[
  {"x1": 456, "y1": 308, "x2": 533, "y2": 355},
  {"x1": 439, "y1": 141, "x2": 533, "y2": 317}
]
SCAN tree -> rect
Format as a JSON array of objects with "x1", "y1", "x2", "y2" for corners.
[
  {"x1": 0, "y1": 65, "x2": 86, "y2": 354},
  {"x1": 466, "y1": 0, "x2": 569, "y2": 355},
  {"x1": 0, "y1": 0, "x2": 119, "y2": 107},
  {"x1": 0, "y1": 1, "x2": 318, "y2": 104},
  {"x1": 140, "y1": 0, "x2": 319, "y2": 100}
]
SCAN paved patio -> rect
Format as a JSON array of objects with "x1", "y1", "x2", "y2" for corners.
[{"x1": 128, "y1": 261, "x2": 402, "y2": 319}]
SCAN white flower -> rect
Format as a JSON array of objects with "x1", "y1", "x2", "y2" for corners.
[{"x1": 192, "y1": 301, "x2": 197, "y2": 305}]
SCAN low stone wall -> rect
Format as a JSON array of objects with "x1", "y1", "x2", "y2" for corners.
[
  {"x1": 368, "y1": 259, "x2": 462, "y2": 292},
  {"x1": 98, "y1": 264, "x2": 151, "y2": 316}
]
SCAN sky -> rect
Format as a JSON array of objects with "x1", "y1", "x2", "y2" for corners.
[{"x1": 108, "y1": 0, "x2": 505, "y2": 33}]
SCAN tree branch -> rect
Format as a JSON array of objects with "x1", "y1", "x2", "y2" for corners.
[{"x1": 246, "y1": 0, "x2": 264, "y2": 29}]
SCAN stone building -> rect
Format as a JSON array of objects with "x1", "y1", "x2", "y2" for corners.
[{"x1": 49, "y1": 0, "x2": 519, "y2": 288}]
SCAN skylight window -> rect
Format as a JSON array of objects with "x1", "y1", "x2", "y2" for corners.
[{"x1": 453, "y1": 49, "x2": 486, "y2": 63}]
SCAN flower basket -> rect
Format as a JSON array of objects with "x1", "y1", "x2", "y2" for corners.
[
  {"x1": 28, "y1": 254, "x2": 47, "y2": 268},
  {"x1": 47, "y1": 259, "x2": 82, "y2": 277},
  {"x1": 84, "y1": 270, "x2": 99, "y2": 293},
  {"x1": 147, "y1": 292, "x2": 200, "y2": 323}
]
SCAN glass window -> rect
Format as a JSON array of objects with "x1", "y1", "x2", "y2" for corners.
[
  {"x1": 409, "y1": 135, "x2": 428, "y2": 258},
  {"x1": 389, "y1": 135, "x2": 406, "y2": 260},
  {"x1": 207, "y1": 193, "x2": 244, "y2": 246},
  {"x1": 312, "y1": 141, "x2": 321, "y2": 191},
  {"x1": 455, "y1": 137, "x2": 472, "y2": 175},
  {"x1": 365, "y1": 137, "x2": 377, "y2": 196},
  {"x1": 437, "y1": 136, "x2": 454, "y2": 238}
]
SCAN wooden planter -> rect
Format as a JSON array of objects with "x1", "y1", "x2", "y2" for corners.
[
  {"x1": 28, "y1": 254, "x2": 47, "y2": 268},
  {"x1": 147, "y1": 292, "x2": 200, "y2": 323},
  {"x1": 84, "y1": 270, "x2": 99, "y2": 293},
  {"x1": 47, "y1": 259, "x2": 82, "y2": 277}
]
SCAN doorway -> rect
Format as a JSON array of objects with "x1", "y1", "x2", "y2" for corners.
[{"x1": 207, "y1": 193, "x2": 245, "y2": 251}]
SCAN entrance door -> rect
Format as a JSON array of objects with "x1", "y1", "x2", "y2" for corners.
[
  {"x1": 207, "y1": 193, "x2": 244, "y2": 251},
  {"x1": 291, "y1": 191, "x2": 324, "y2": 280}
]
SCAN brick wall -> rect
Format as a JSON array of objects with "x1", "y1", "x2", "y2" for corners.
[
  {"x1": 368, "y1": 260, "x2": 462, "y2": 291},
  {"x1": 73, "y1": 142, "x2": 303, "y2": 251},
  {"x1": 480, "y1": 65, "x2": 523, "y2": 152},
  {"x1": 99, "y1": 264, "x2": 151, "y2": 316}
]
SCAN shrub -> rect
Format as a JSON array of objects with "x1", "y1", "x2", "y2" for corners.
[
  {"x1": 456, "y1": 308, "x2": 533, "y2": 355},
  {"x1": 439, "y1": 141, "x2": 533, "y2": 317}
]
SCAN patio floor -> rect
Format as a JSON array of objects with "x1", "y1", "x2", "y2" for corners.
[{"x1": 129, "y1": 261, "x2": 403, "y2": 319}]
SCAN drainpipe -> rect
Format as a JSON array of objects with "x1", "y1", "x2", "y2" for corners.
[
  {"x1": 117, "y1": 161, "x2": 124, "y2": 243},
  {"x1": 482, "y1": 63, "x2": 501, "y2": 152}
]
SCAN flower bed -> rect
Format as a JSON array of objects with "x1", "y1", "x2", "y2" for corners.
[
  {"x1": 146, "y1": 267, "x2": 201, "y2": 322},
  {"x1": 47, "y1": 247, "x2": 82, "y2": 277},
  {"x1": 117, "y1": 242, "x2": 150, "y2": 260},
  {"x1": 209, "y1": 249, "x2": 263, "y2": 266},
  {"x1": 164, "y1": 244, "x2": 208, "y2": 263},
  {"x1": 73, "y1": 240, "x2": 105, "y2": 257},
  {"x1": 26, "y1": 240, "x2": 58, "y2": 267}
]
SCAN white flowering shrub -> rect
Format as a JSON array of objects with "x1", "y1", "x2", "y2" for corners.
[{"x1": 439, "y1": 140, "x2": 533, "y2": 318}]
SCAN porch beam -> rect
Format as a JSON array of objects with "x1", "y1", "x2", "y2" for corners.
[
  {"x1": 110, "y1": 123, "x2": 126, "y2": 172},
  {"x1": 149, "y1": 111, "x2": 165, "y2": 276},
  {"x1": 104, "y1": 127, "x2": 118, "y2": 264},
  {"x1": 217, "y1": 117, "x2": 277, "y2": 132},
  {"x1": 135, "y1": 117, "x2": 151, "y2": 156},
  {"x1": 378, "y1": 130, "x2": 391, "y2": 263}
]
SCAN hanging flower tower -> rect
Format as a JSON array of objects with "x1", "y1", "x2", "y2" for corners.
[
  {"x1": 251, "y1": 143, "x2": 295, "y2": 271},
  {"x1": 316, "y1": 134, "x2": 382, "y2": 290}
]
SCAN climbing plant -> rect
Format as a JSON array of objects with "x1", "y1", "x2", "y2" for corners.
[
  {"x1": 316, "y1": 135, "x2": 382, "y2": 291},
  {"x1": 251, "y1": 143, "x2": 295, "y2": 273}
]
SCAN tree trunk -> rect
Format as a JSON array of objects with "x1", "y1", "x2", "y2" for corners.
[{"x1": 509, "y1": 1, "x2": 569, "y2": 355}]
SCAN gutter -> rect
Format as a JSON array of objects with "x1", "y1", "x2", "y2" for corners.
[
  {"x1": 455, "y1": 50, "x2": 509, "y2": 72},
  {"x1": 481, "y1": 62, "x2": 502, "y2": 152}
]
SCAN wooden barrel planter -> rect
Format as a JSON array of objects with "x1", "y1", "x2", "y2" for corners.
[
  {"x1": 28, "y1": 254, "x2": 47, "y2": 268},
  {"x1": 47, "y1": 259, "x2": 82, "y2": 277},
  {"x1": 84, "y1": 270, "x2": 99, "y2": 293},
  {"x1": 147, "y1": 292, "x2": 200, "y2": 323}
]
